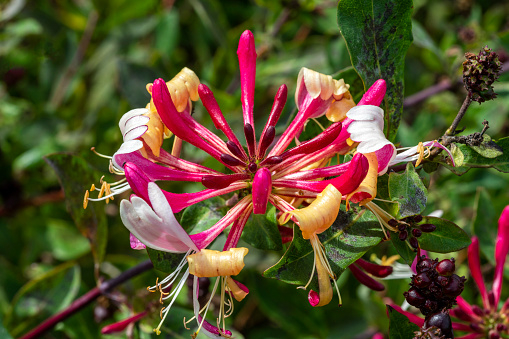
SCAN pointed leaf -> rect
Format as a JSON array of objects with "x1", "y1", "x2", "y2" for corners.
[
  {"x1": 469, "y1": 135, "x2": 503, "y2": 159},
  {"x1": 442, "y1": 137, "x2": 509, "y2": 175},
  {"x1": 44, "y1": 153, "x2": 107, "y2": 266},
  {"x1": 337, "y1": 0, "x2": 413, "y2": 140},
  {"x1": 388, "y1": 305, "x2": 420, "y2": 338},
  {"x1": 389, "y1": 163, "x2": 427, "y2": 218},
  {"x1": 263, "y1": 208, "x2": 383, "y2": 289},
  {"x1": 242, "y1": 206, "x2": 282, "y2": 250},
  {"x1": 418, "y1": 217, "x2": 471, "y2": 253}
]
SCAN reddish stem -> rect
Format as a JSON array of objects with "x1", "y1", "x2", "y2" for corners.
[{"x1": 19, "y1": 260, "x2": 153, "y2": 339}]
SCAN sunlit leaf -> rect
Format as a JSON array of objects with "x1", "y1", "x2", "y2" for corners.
[
  {"x1": 389, "y1": 163, "x2": 427, "y2": 218},
  {"x1": 337, "y1": 0, "x2": 413, "y2": 140},
  {"x1": 418, "y1": 217, "x2": 471, "y2": 253},
  {"x1": 264, "y1": 207, "x2": 383, "y2": 289}
]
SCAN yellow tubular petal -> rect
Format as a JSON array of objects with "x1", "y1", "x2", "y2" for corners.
[
  {"x1": 166, "y1": 67, "x2": 200, "y2": 112},
  {"x1": 141, "y1": 102, "x2": 165, "y2": 157},
  {"x1": 346, "y1": 153, "x2": 378, "y2": 207},
  {"x1": 225, "y1": 277, "x2": 248, "y2": 302},
  {"x1": 279, "y1": 184, "x2": 341, "y2": 239},
  {"x1": 312, "y1": 236, "x2": 333, "y2": 307},
  {"x1": 187, "y1": 248, "x2": 249, "y2": 278},
  {"x1": 325, "y1": 91, "x2": 356, "y2": 122}
]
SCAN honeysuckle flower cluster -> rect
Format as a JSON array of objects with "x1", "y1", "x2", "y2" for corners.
[{"x1": 84, "y1": 30, "x2": 457, "y2": 336}]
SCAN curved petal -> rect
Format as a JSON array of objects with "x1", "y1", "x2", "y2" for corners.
[
  {"x1": 493, "y1": 205, "x2": 509, "y2": 306},
  {"x1": 468, "y1": 237, "x2": 489, "y2": 309},
  {"x1": 237, "y1": 30, "x2": 257, "y2": 127},
  {"x1": 120, "y1": 197, "x2": 194, "y2": 253}
]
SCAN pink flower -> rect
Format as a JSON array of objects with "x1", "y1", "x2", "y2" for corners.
[{"x1": 116, "y1": 30, "x2": 376, "y2": 252}]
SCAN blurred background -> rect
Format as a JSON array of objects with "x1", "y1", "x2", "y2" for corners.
[{"x1": 1, "y1": 0, "x2": 508, "y2": 338}]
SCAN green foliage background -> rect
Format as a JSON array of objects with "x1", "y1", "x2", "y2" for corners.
[{"x1": 1, "y1": 0, "x2": 508, "y2": 338}]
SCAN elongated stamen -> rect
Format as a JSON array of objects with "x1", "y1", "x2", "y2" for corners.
[{"x1": 153, "y1": 267, "x2": 190, "y2": 335}]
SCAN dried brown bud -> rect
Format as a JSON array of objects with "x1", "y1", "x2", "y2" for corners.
[{"x1": 463, "y1": 46, "x2": 502, "y2": 103}]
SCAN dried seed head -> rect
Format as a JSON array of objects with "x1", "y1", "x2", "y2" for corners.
[{"x1": 463, "y1": 46, "x2": 502, "y2": 103}]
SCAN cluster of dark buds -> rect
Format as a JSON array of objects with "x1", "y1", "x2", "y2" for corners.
[
  {"x1": 463, "y1": 46, "x2": 502, "y2": 103},
  {"x1": 405, "y1": 255, "x2": 466, "y2": 338},
  {"x1": 405, "y1": 256, "x2": 465, "y2": 315},
  {"x1": 389, "y1": 215, "x2": 436, "y2": 249}
]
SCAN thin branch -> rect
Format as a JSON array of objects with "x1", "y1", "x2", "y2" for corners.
[
  {"x1": 403, "y1": 61, "x2": 509, "y2": 108},
  {"x1": 19, "y1": 260, "x2": 154, "y2": 339},
  {"x1": 48, "y1": 10, "x2": 99, "y2": 109}
]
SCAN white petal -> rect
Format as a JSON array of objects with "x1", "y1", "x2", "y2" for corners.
[
  {"x1": 120, "y1": 198, "x2": 191, "y2": 253},
  {"x1": 356, "y1": 138, "x2": 393, "y2": 154},
  {"x1": 123, "y1": 115, "x2": 150, "y2": 133},
  {"x1": 346, "y1": 105, "x2": 384, "y2": 121},
  {"x1": 123, "y1": 125, "x2": 148, "y2": 141},
  {"x1": 116, "y1": 140, "x2": 143, "y2": 154},
  {"x1": 119, "y1": 108, "x2": 148, "y2": 134},
  {"x1": 148, "y1": 183, "x2": 199, "y2": 252}
]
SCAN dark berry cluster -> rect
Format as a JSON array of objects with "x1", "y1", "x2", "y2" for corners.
[
  {"x1": 463, "y1": 46, "x2": 502, "y2": 103},
  {"x1": 389, "y1": 215, "x2": 436, "y2": 249},
  {"x1": 404, "y1": 256, "x2": 465, "y2": 316}
]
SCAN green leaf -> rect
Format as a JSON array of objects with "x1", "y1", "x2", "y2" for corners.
[
  {"x1": 44, "y1": 153, "x2": 107, "y2": 266},
  {"x1": 263, "y1": 208, "x2": 383, "y2": 289},
  {"x1": 337, "y1": 0, "x2": 413, "y2": 140},
  {"x1": 418, "y1": 217, "x2": 471, "y2": 253},
  {"x1": 242, "y1": 206, "x2": 282, "y2": 251},
  {"x1": 5, "y1": 262, "x2": 81, "y2": 337},
  {"x1": 471, "y1": 188, "x2": 496, "y2": 263},
  {"x1": 180, "y1": 196, "x2": 226, "y2": 234},
  {"x1": 390, "y1": 231, "x2": 416, "y2": 265},
  {"x1": 389, "y1": 163, "x2": 428, "y2": 218},
  {"x1": 46, "y1": 219, "x2": 91, "y2": 261},
  {"x1": 468, "y1": 135, "x2": 503, "y2": 159},
  {"x1": 0, "y1": 323, "x2": 13, "y2": 339},
  {"x1": 387, "y1": 305, "x2": 420, "y2": 338},
  {"x1": 146, "y1": 248, "x2": 185, "y2": 274},
  {"x1": 442, "y1": 137, "x2": 509, "y2": 174}
]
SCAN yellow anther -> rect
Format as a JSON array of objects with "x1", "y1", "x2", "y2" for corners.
[
  {"x1": 381, "y1": 254, "x2": 401, "y2": 266},
  {"x1": 159, "y1": 307, "x2": 165, "y2": 319},
  {"x1": 83, "y1": 191, "x2": 89, "y2": 209},
  {"x1": 416, "y1": 142, "x2": 425, "y2": 167},
  {"x1": 90, "y1": 184, "x2": 96, "y2": 191},
  {"x1": 98, "y1": 181, "x2": 107, "y2": 199},
  {"x1": 153, "y1": 328, "x2": 161, "y2": 335},
  {"x1": 99, "y1": 175, "x2": 105, "y2": 184}
]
